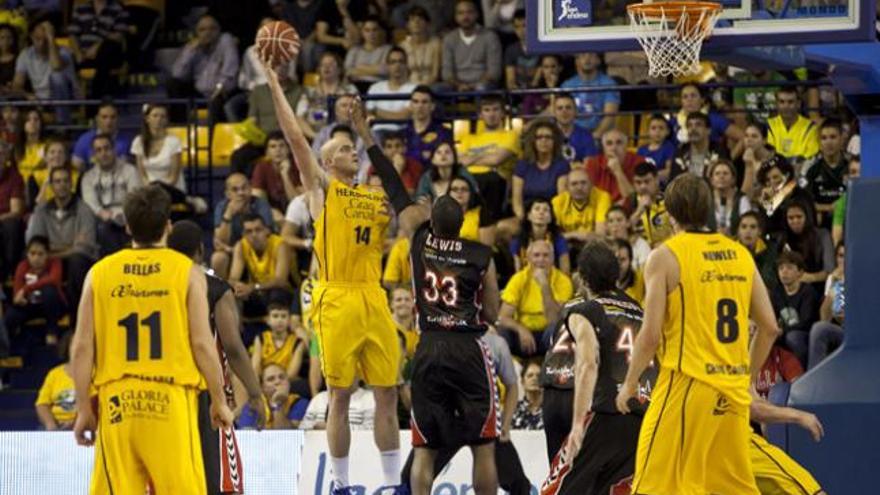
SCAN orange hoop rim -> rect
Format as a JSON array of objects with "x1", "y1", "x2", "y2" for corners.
[{"x1": 626, "y1": 1, "x2": 722, "y2": 19}]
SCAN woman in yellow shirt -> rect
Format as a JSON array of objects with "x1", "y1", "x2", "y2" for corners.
[{"x1": 14, "y1": 108, "x2": 46, "y2": 181}]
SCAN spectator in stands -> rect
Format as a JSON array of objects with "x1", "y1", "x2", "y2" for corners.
[
  {"x1": 459, "y1": 94, "x2": 521, "y2": 221},
  {"x1": 71, "y1": 102, "x2": 132, "y2": 170},
  {"x1": 250, "y1": 302, "x2": 306, "y2": 381},
  {"x1": 625, "y1": 162, "x2": 672, "y2": 248},
  {"x1": 831, "y1": 156, "x2": 859, "y2": 246},
  {"x1": 767, "y1": 87, "x2": 818, "y2": 170},
  {"x1": 295, "y1": 52, "x2": 356, "y2": 140},
  {"x1": 414, "y1": 140, "x2": 476, "y2": 199},
  {"x1": 374, "y1": 131, "x2": 422, "y2": 196},
  {"x1": 552, "y1": 92, "x2": 597, "y2": 167},
  {"x1": 735, "y1": 122, "x2": 778, "y2": 196},
  {"x1": 238, "y1": 363, "x2": 309, "y2": 429},
  {"x1": 399, "y1": 6, "x2": 440, "y2": 86},
  {"x1": 522, "y1": 55, "x2": 563, "y2": 117},
  {"x1": 314, "y1": 0, "x2": 362, "y2": 60},
  {"x1": 131, "y1": 104, "x2": 185, "y2": 197},
  {"x1": 251, "y1": 131, "x2": 302, "y2": 224},
  {"x1": 614, "y1": 238, "x2": 645, "y2": 304},
  {"x1": 511, "y1": 361, "x2": 544, "y2": 430},
  {"x1": 585, "y1": 129, "x2": 641, "y2": 203},
  {"x1": 25, "y1": 166, "x2": 95, "y2": 318},
  {"x1": 391, "y1": 0, "x2": 453, "y2": 34},
  {"x1": 670, "y1": 112, "x2": 727, "y2": 181},
  {"x1": 448, "y1": 176, "x2": 495, "y2": 246},
  {"x1": 13, "y1": 108, "x2": 45, "y2": 182},
  {"x1": 441, "y1": 0, "x2": 503, "y2": 91},
  {"x1": 757, "y1": 156, "x2": 816, "y2": 236},
  {"x1": 1, "y1": 103, "x2": 18, "y2": 146},
  {"x1": 29, "y1": 138, "x2": 77, "y2": 208},
  {"x1": 503, "y1": 9, "x2": 538, "y2": 92},
  {"x1": 281, "y1": 192, "x2": 315, "y2": 277},
  {"x1": 344, "y1": 16, "x2": 391, "y2": 93},
  {"x1": 0, "y1": 24, "x2": 19, "y2": 93},
  {"x1": 707, "y1": 160, "x2": 752, "y2": 236},
  {"x1": 771, "y1": 251, "x2": 818, "y2": 368},
  {"x1": 552, "y1": 167, "x2": 611, "y2": 254},
  {"x1": 670, "y1": 83, "x2": 741, "y2": 147},
  {"x1": 5, "y1": 235, "x2": 65, "y2": 345},
  {"x1": 499, "y1": 239, "x2": 574, "y2": 358},
  {"x1": 777, "y1": 201, "x2": 834, "y2": 288},
  {"x1": 0, "y1": 141, "x2": 24, "y2": 279},
  {"x1": 66, "y1": 0, "x2": 131, "y2": 98},
  {"x1": 35, "y1": 333, "x2": 77, "y2": 430},
  {"x1": 808, "y1": 242, "x2": 845, "y2": 369},
  {"x1": 231, "y1": 58, "x2": 302, "y2": 174},
  {"x1": 366, "y1": 47, "x2": 416, "y2": 133},
  {"x1": 636, "y1": 114, "x2": 675, "y2": 183},
  {"x1": 804, "y1": 119, "x2": 849, "y2": 227},
  {"x1": 277, "y1": 0, "x2": 323, "y2": 72},
  {"x1": 12, "y1": 20, "x2": 77, "y2": 123},
  {"x1": 169, "y1": 13, "x2": 240, "y2": 123},
  {"x1": 229, "y1": 213, "x2": 292, "y2": 316},
  {"x1": 212, "y1": 173, "x2": 274, "y2": 278},
  {"x1": 560, "y1": 52, "x2": 619, "y2": 139},
  {"x1": 309, "y1": 98, "x2": 370, "y2": 180},
  {"x1": 511, "y1": 119, "x2": 570, "y2": 221},
  {"x1": 511, "y1": 199, "x2": 571, "y2": 274},
  {"x1": 605, "y1": 205, "x2": 650, "y2": 269},
  {"x1": 80, "y1": 133, "x2": 142, "y2": 255},
  {"x1": 402, "y1": 85, "x2": 451, "y2": 166},
  {"x1": 735, "y1": 211, "x2": 778, "y2": 292}
]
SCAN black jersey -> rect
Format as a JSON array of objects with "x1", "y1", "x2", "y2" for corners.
[
  {"x1": 540, "y1": 297, "x2": 586, "y2": 390},
  {"x1": 206, "y1": 270, "x2": 235, "y2": 405},
  {"x1": 411, "y1": 222, "x2": 493, "y2": 334},
  {"x1": 564, "y1": 291, "x2": 656, "y2": 415}
]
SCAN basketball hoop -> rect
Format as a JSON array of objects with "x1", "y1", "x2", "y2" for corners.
[{"x1": 627, "y1": 1, "x2": 722, "y2": 78}]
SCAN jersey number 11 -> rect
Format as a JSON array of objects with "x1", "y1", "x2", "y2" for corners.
[{"x1": 119, "y1": 311, "x2": 162, "y2": 361}]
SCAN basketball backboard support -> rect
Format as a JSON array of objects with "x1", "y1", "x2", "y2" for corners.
[{"x1": 526, "y1": 0, "x2": 876, "y2": 53}]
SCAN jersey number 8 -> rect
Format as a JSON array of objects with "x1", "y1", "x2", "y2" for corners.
[
  {"x1": 423, "y1": 271, "x2": 458, "y2": 306},
  {"x1": 716, "y1": 299, "x2": 739, "y2": 344}
]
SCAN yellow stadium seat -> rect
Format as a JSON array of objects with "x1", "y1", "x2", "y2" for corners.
[
  {"x1": 169, "y1": 126, "x2": 210, "y2": 167},
  {"x1": 303, "y1": 72, "x2": 319, "y2": 88},
  {"x1": 211, "y1": 123, "x2": 247, "y2": 167}
]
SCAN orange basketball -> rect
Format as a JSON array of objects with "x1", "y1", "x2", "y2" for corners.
[{"x1": 256, "y1": 21, "x2": 300, "y2": 66}]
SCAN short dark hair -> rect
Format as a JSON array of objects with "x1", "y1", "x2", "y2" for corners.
[
  {"x1": 735, "y1": 211, "x2": 766, "y2": 234},
  {"x1": 167, "y1": 220, "x2": 204, "y2": 259},
  {"x1": 649, "y1": 113, "x2": 670, "y2": 127},
  {"x1": 479, "y1": 94, "x2": 505, "y2": 110},
  {"x1": 757, "y1": 155, "x2": 794, "y2": 185},
  {"x1": 514, "y1": 8, "x2": 526, "y2": 20},
  {"x1": 381, "y1": 131, "x2": 406, "y2": 147},
  {"x1": 634, "y1": 162, "x2": 658, "y2": 177},
  {"x1": 431, "y1": 195, "x2": 464, "y2": 238},
  {"x1": 577, "y1": 238, "x2": 619, "y2": 293},
  {"x1": 554, "y1": 91, "x2": 575, "y2": 105},
  {"x1": 819, "y1": 118, "x2": 843, "y2": 134},
  {"x1": 746, "y1": 122, "x2": 769, "y2": 140},
  {"x1": 330, "y1": 124, "x2": 355, "y2": 141},
  {"x1": 686, "y1": 112, "x2": 711, "y2": 128},
  {"x1": 91, "y1": 132, "x2": 113, "y2": 149},
  {"x1": 48, "y1": 166, "x2": 72, "y2": 183},
  {"x1": 267, "y1": 301, "x2": 290, "y2": 314},
  {"x1": 386, "y1": 46, "x2": 407, "y2": 64},
  {"x1": 665, "y1": 174, "x2": 712, "y2": 230},
  {"x1": 777, "y1": 250, "x2": 806, "y2": 271},
  {"x1": 242, "y1": 212, "x2": 266, "y2": 226},
  {"x1": 406, "y1": 5, "x2": 430, "y2": 22},
  {"x1": 776, "y1": 86, "x2": 799, "y2": 98},
  {"x1": 124, "y1": 185, "x2": 171, "y2": 244},
  {"x1": 27, "y1": 235, "x2": 49, "y2": 251},
  {"x1": 411, "y1": 85, "x2": 435, "y2": 101},
  {"x1": 265, "y1": 130, "x2": 286, "y2": 144}
]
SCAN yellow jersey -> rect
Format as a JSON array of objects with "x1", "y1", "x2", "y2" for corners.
[
  {"x1": 35, "y1": 364, "x2": 77, "y2": 423},
  {"x1": 767, "y1": 115, "x2": 818, "y2": 160},
  {"x1": 501, "y1": 266, "x2": 574, "y2": 332},
  {"x1": 383, "y1": 237, "x2": 412, "y2": 287},
  {"x1": 242, "y1": 233, "x2": 284, "y2": 284},
  {"x1": 460, "y1": 208, "x2": 482, "y2": 242},
  {"x1": 661, "y1": 232, "x2": 755, "y2": 405},
  {"x1": 257, "y1": 330, "x2": 297, "y2": 371},
  {"x1": 458, "y1": 128, "x2": 521, "y2": 178},
  {"x1": 552, "y1": 189, "x2": 612, "y2": 235},
  {"x1": 314, "y1": 178, "x2": 391, "y2": 284},
  {"x1": 91, "y1": 247, "x2": 202, "y2": 388},
  {"x1": 639, "y1": 198, "x2": 673, "y2": 247}
]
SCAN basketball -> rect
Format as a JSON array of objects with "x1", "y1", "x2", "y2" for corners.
[{"x1": 256, "y1": 20, "x2": 300, "y2": 66}]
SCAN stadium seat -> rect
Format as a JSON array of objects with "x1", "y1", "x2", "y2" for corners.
[
  {"x1": 211, "y1": 123, "x2": 247, "y2": 167},
  {"x1": 453, "y1": 119, "x2": 472, "y2": 143},
  {"x1": 169, "y1": 126, "x2": 210, "y2": 167},
  {"x1": 303, "y1": 72, "x2": 319, "y2": 88}
]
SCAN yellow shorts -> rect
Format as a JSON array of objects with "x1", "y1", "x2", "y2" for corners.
[
  {"x1": 750, "y1": 433, "x2": 823, "y2": 495},
  {"x1": 313, "y1": 284, "x2": 400, "y2": 388},
  {"x1": 633, "y1": 369, "x2": 758, "y2": 495},
  {"x1": 90, "y1": 377, "x2": 205, "y2": 495}
]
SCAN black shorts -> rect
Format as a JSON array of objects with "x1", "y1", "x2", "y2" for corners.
[
  {"x1": 542, "y1": 412, "x2": 642, "y2": 495},
  {"x1": 198, "y1": 391, "x2": 244, "y2": 495},
  {"x1": 410, "y1": 331, "x2": 498, "y2": 449}
]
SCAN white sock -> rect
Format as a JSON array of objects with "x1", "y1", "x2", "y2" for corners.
[
  {"x1": 380, "y1": 449, "x2": 401, "y2": 486},
  {"x1": 330, "y1": 455, "x2": 350, "y2": 488}
]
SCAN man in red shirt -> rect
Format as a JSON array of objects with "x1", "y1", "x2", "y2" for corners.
[
  {"x1": 251, "y1": 130, "x2": 303, "y2": 224},
  {"x1": 584, "y1": 129, "x2": 642, "y2": 203}
]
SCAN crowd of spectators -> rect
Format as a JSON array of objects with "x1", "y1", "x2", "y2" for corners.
[{"x1": 0, "y1": 0, "x2": 860, "y2": 434}]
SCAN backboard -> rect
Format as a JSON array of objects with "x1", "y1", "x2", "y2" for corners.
[{"x1": 526, "y1": 0, "x2": 877, "y2": 53}]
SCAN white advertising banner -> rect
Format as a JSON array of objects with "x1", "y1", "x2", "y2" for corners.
[{"x1": 298, "y1": 431, "x2": 550, "y2": 495}]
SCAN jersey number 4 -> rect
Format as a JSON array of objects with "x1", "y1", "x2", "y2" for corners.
[
  {"x1": 118, "y1": 311, "x2": 162, "y2": 361},
  {"x1": 423, "y1": 271, "x2": 459, "y2": 306}
]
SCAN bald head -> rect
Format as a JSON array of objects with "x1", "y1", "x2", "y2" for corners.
[
  {"x1": 225, "y1": 173, "x2": 249, "y2": 202},
  {"x1": 568, "y1": 167, "x2": 592, "y2": 201},
  {"x1": 601, "y1": 129, "x2": 628, "y2": 161},
  {"x1": 320, "y1": 134, "x2": 358, "y2": 178}
]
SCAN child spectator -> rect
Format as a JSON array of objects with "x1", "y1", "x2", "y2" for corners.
[
  {"x1": 250, "y1": 302, "x2": 305, "y2": 382},
  {"x1": 770, "y1": 251, "x2": 819, "y2": 367},
  {"x1": 636, "y1": 114, "x2": 675, "y2": 183},
  {"x1": 237, "y1": 363, "x2": 309, "y2": 429},
  {"x1": 735, "y1": 211, "x2": 779, "y2": 293},
  {"x1": 5, "y1": 235, "x2": 65, "y2": 346}
]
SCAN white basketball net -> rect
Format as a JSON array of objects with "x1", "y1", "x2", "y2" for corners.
[{"x1": 628, "y1": 2, "x2": 722, "y2": 78}]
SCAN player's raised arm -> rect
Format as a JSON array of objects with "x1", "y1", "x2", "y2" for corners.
[
  {"x1": 617, "y1": 246, "x2": 669, "y2": 413},
  {"x1": 566, "y1": 313, "x2": 600, "y2": 459},
  {"x1": 186, "y1": 265, "x2": 234, "y2": 429},
  {"x1": 71, "y1": 271, "x2": 96, "y2": 446},
  {"x1": 748, "y1": 267, "x2": 781, "y2": 381},
  {"x1": 350, "y1": 97, "x2": 430, "y2": 232}
]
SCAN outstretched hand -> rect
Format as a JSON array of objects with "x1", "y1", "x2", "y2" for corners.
[{"x1": 349, "y1": 97, "x2": 374, "y2": 145}]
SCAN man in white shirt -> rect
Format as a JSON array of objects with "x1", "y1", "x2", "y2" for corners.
[{"x1": 367, "y1": 47, "x2": 417, "y2": 133}]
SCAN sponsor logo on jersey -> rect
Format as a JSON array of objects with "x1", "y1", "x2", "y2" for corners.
[
  {"x1": 110, "y1": 389, "x2": 171, "y2": 422},
  {"x1": 700, "y1": 270, "x2": 748, "y2": 283},
  {"x1": 110, "y1": 284, "x2": 170, "y2": 298}
]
